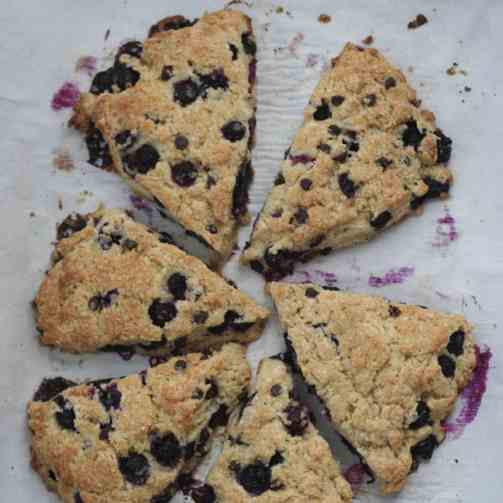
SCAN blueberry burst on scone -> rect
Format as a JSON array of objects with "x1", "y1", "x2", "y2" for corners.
[
  {"x1": 34, "y1": 208, "x2": 269, "y2": 354},
  {"x1": 242, "y1": 43, "x2": 453, "y2": 280},
  {"x1": 71, "y1": 10, "x2": 257, "y2": 263},
  {"x1": 268, "y1": 283, "x2": 476, "y2": 494},
  {"x1": 207, "y1": 357, "x2": 353, "y2": 503},
  {"x1": 27, "y1": 344, "x2": 251, "y2": 503}
]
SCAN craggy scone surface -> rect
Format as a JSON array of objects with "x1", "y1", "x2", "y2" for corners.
[
  {"x1": 207, "y1": 357, "x2": 352, "y2": 503},
  {"x1": 242, "y1": 43, "x2": 453, "y2": 280},
  {"x1": 27, "y1": 343, "x2": 251, "y2": 503},
  {"x1": 269, "y1": 283, "x2": 476, "y2": 494},
  {"x1": 35, "y1": 208, "x2": 269, "y2": 354},
  {"x1": 71, "y1": 10, "x2": 257, "y2": 260}
]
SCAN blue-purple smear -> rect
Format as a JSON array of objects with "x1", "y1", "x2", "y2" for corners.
[
  {"x1": 286, "y1": 269, "x2": 338, "y2": 286},
  {"x1": 116, "y1": 348, "x2": 135, "y2": 361},
  {"x1": 433, "y1": 207, "x2": 458, "y2": 247},
  {"x1": 51, "y1": 82, "x2": 80, "y2": 111},
  {"x1": 130, "y1": 195, "x2": 154, "y2": 213},
  {"x1": 443, "y1": 344, "x2": 492, "y2": 438},
  {"x1": 75, "y1": 56, "x2": 97, "y2": 76},
  {"x1": 149, "y1": 356, "x2": 168, "y2": 367},
  {"x1": 343, "y1": 463, "x2": 365, "y2": 490},
  {"x1": 368, "y1": 266, "x2": 414, "y2": 287}
]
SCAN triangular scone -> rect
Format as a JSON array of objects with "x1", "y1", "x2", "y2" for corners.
[
  {"x1": 207, "y1": 356, "x2": 353, "y2": 503},
  {"x1": 268, "y1": 283, "x2": 476, "y2": 494},
  {"x1": 34, "y1": 208, "x2": 269, "y2": 354},
  {"x1": 28, "y1": 344, "x2": 251, "y2": 503},
  {"x1": 242, "y1": 43, "x2": 453, "y2": 280},
  {"x1": 71, "y1": 10, "x2": 257, "y2": 262}
]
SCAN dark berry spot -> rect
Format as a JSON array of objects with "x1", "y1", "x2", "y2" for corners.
[
  {"x1": 313, "y1": 101, "x2": 331, "y2": 121},
  {"x1": 232, "y1": 160, "x2": 253, "y2": 219},
  {"x1": 305, "y1": 287, "x2": 319, "y2": 298},
  {"x1": 291, "y1": 207, "x2": 308, "y2": 225},
  {"x1": 362, "y1": 94, "x2": 377, "y2": 106},
  {"x1": 99, "y1": 418, "x2": 114, "y2": 440},
  {"x1": 270, "y1": 384, "x2": 282, "y2": 397},
  {"x1": 33, "y1": 377, "x2": 76, "y2": 402},
  {"x1": 118, "y1": 453, "x2": 150, "y2": 485},
  {"x1": 189, "y1": 484, "x2": 216, "y2": 503},
  {"x1": 309, "y1": 234, "x2": 325, "y2": 248},
  {"x1": 274, "y1": 173, "x2": 285, "y2": 185},
  {"x1": 174, "y1": 134, "x2": 188, "y2": 150},
  {"x1": 74, "y1": 491, "x2": 84, "y2": 503},
  {"x1": 90, "y1": 68, "x2": 115, "y2": 95},
  {"x1": 248, "y1": 58, "x2": 257, "y2": 88},
  {"x1": 237, "y1": 462, "x2": 271, "y2": 496},
  {"x1": 193, "y1": 311, "x2": 209, "y2": 324},
  {"x1": 158, "y1": 232, "x2": 175, "y2": 244},
  {"x1": 171, "y1": 161, "x2": 198, "y2": 187},
  {"x1": 384, "y1": 77, "x2": 397, "y2": 89},
  {"x1": 124, "y1": 144, "x2": 160, "y2": 175},
  {"x1": 389, "y1": 305, "x2": 401, "y2": 317},
  {"x1": 435, "y1": 129, "x2": 452, "y2": 164},
  {"x1": 402, "y1": 119, "x2": 425, "y2": 150},
  {"x1": 269, "y1": 451, "x2": 284, "y2": 467},
  {"x1": 410, "y1": 177, "x2": 451, "y2": 209},
  {"x1": 151, "y1": 432, "x2": 182, "y2": 468},
  {"x1": 271, "y1": 208, "x2": 283, "y2": 218},
  {"x1": 283, "y1": 404, "x2": 309, "y2": 436},
  {"x1": 157, "y1": 66, "x2": 173, "y2": 83},
  {"x1": 54, "y1": 396, "x2": 76, "y2": 431},
  {"x1": 85, "y1": 124, "x2": 112, "y2": 167},
  {"x1": 438, "y1": 354, "x2": 456, "y2": 378},
  {"x1": 56, "y1": 213, "x2": 87, "y2": 241},
  {"x1": 300, "y1": 178, "x2": 312, "y2": 191},
  {"x1": 98, "y1": 383, "x2": 121, "y2": 411},
  {"x1": 331, "y1": 95, "x2": 345, "y2": 106},
  {"x1": 410, "y1": 434, "x2": 438, "y2": 462},
  {"x1": 205, "y1": 379, "x2": 219, "y2": 400},
  {"x1": 113, "y1": 63, "x2": 141, "y2": 91},
  {"x1": 167, "y1": 273, "x2": 187, "y2": 301},
  {"x1": 151, "y1": 484, "x2": 178, "y2": 503},
  {"x1": 115, "y1": 130, "x2": 138, "y2": 150},
  {"x1": 123, "y1": 239, "x2": 138, "y2": 251},
  {"x1": 88, "y1": 289, "x2": 118, "y2": 312},
  {"x1": 328, "y1": 125, "x2": 342, "y2": 137},
  {"x1": 206, "y1": 175, "x2": 217, "y2": 189},
  {"x1": 206, "y1": 224, "x2": 218, "y2": 234},
  {"x1": 333, "y1": 151, "x2": 348, "y2": 163},
  {"x1": 209, "y1": 404, "x2": 229, "y2": 429},
  {"x1": 248, "y1": 117, "x2": 256, "y2": 149},
  {"x1": 447, "y1": 330, "x2": 465, "y2": 356},
  {"x1": 229, "y1": 43, "x2": 239, "y2": 60},
  {"x1": 370, "y1": 210, "x2": 392, "y2": 229},
  {"x1": 116, "y1": 41, "x2": 143, "y2": 62},
  {"x1": 338, "y1": 173, "x2": 357, "y2": 198},
  {"x1": 173, "y1": 78, "x2": 200, "y2": 106},
  {"x1": 196, "y1": 427, "x2": 211, "y2": 454},
  {"x1": 199, "y1": 69, "x2": 229, "y2": 93},
  {"x1": 318, "y1": 143, "x2": 331, "y2": 153},
  {"x1": 148, "y1": 15, "x2": 197, "y2": 37},
  {"x1": 376, "y1": 157, "x2": 393, "y2": 169},
  {"x1": 148, "y1": 299, "x2": 177, "y2": 327},
  {"x1": 409, "y1": 400, "x2": 432, "y2": 430},
  {"x1": 48, "y1": 469, "x2": 57, "y2": 481},
  {"x1": 222, "y1": 121, "x2": 246, "y2": 142},
  {"x1": 242, "y1": 32, "x2": 257, "y2": 55},
  {"x1": 192, "y1": 388, "x2": 204, "y2": 400}
]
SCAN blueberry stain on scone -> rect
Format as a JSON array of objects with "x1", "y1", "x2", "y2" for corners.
[{"x1": 242, "y1": 43, "x2": 454, "y2": 279}]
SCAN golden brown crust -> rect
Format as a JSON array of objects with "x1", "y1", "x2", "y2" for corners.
[
  {"x1": 242, "y1": 43, "x2": 453, "y2": 279},
  {"x1": 27, "y1": 344, "x2": 251, "y2": 503},
  {"x1": 35, "y1": 208, "x2": 269, "y2": 354},
  {"x1": 269, "y1": 283, "x2": 476, "y2": 494}
]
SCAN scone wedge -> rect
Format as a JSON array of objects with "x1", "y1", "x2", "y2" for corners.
[
  {"x1": 207, "y1": 356, "x2": 353, "y2": 503},
  {"x1": 242, "y1": 43, "x2": 453, "y2": 279},
  {"x1": 71, "y1": 10, "x2": 257, "y2": 263},
  {"x1": 269, "y1": 282, "x2": 476, "y2": 494},
  {"x1": 34, "y1": 208, "x2": 269, "y2": 354},
  {"x1": 27, "y1": 344, "x2": 250, "y2": 503}
]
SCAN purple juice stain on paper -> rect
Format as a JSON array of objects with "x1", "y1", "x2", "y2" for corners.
[
  {"x1": 149, "y1": 355, "x2": 168, "y2": 368},
  {"x1": 442, "y1": 344, "x2": 492, "y2": 439},
  {"x1": 75, "y1": 56, "x2": 97, "y2": 76},
  {"x1": 343, "y1": 463, "x2": 366, "y2": 491},
  {"x1": 117, "y1": 348, "x2": 135, "y2": 361},
  {"x1": 286, "y1": 269, "x2": 338, "y2": 287},
  {"x1": 51, "y1": 82, "x2": 80, "y2": 111},
  {"x1": 306, "y1": 53, "x2": 320, "y2": 67},
  {"x1": 433, "y1": 207, "x2": 458, "y2": 247},
  {"x1": 368, "y1": 266, "x2": 414, "y2": 288},
  {"x1": 130, "y1": 195, "x2": 154, "y2": 213},
  {"x1": 288, "y1": 32, "x2": 304, "y2": 56}
]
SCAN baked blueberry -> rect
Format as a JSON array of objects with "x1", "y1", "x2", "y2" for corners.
[
  {"x1": 205, "y1": 379, "x2": 219, "y2": 400},
  {"x1": 160, "y1": 65, "x2": 174, "y2": 81},
  {"x1": 124, "y1": 144, "x2": 160, "y2": 175},
  {"x1": 174, "y1": 134, "x2": 189, "y2": 150},
  {"x1": 388, "y1": 305, "x2": 401, "y2": 317},
  {"x1": 209, "y1": 404, "x2": 229, "y2": 429},
  {"x1": 33, "y1": 377, "x2": 76, "y2": 402},
  {"x1": 199, "y1": 69, "x2": 229, "y2": 92},
  {"x1": 241, "y1": 32, "x2": 256, "y2": 55},
  {"x1": 115, "y1": 130, "x2": 137, "y2": 149},
  {"x1": 150, "y1": 432, "x2": 182, "y2": 468},
  {"x1": 370, "y1": 210, "x2": 392, "y2": 229},
  {"x1": 270, "y1": 384, "x2": 282, "y2": 397},
  {"x1": 402, "y1": 119, "x2": 425, "y2": 150},
  {"x1": 410, "y1": 434, "x2": 438, "y2": 461},
  {"x1": 229, "y1": 43, "x2": 239, "y2": 60},
  {"x1": 291, "y1": 207, "x2": 308, "y2": 225},
  {"x1": 313, "y1": 100, "x2": 331, "y2": 121},
  {"x1": 56, "y1": 213, "x2": 87, "y2": 241},
  {"x1": 118, "y1": 452, "x2": 150, "y2": 485},
  {"x1": 438, "y1": 354, "x2": 456, "y2": 378},
  {"x1": 167, "y1": 273, "x2": 187, "y2": 301},
  {"x1": 149, "y1": 15, "x2": 197, "y2": 37},
  {"x1": 90, "y1": 68, "x2": 115, "y2": 95},
  {"x1": 171, "y1": 161, "x2": 198, "y2": 187},
  {"x1": 74, "y1": 491, "x2": 84, "y2": 503},
  {"x1": 409, "y1": 400, "x2": 432, "y2": 430},
  {"x1": 338, "y1": 173, "x2": 357, "y2": 198},
  {"x1": 237, "y1": 461, "x2": 271, "y2": 495},
  {"x1": 331, "y1": 95, "x2": 345, "y2": 106},
  {"x1": 116, "y1": 41, "x2": 143, "y2": 62},
  {"x1": 283, "y1": 404, "x2": 309, "y2": 436},
  {"x1": 54, "y1": 396, "x2": 76, "y2": 432},
  {"x1": 151, "y1": 484, "x2": 178, "y2": 503},
  {"x1": 362, "y1": 93, "x2": 377, "y2": 106},
  {"x1": 232, "y1": 160, "x2": 253, "y2": 219},
  {"x1": 435, "y1": 129, "x2": 452, "y2": 164},
  {"x1": 447, "y1": 329, "x2": 465, "y2": 356},
  {"x1": 305, "y1": 287, "x2": 318, "y2": 298},
  {"x1": 269, "y1": 451, "x2": 284, "y2": 466},
  {"x1": 300, "y1": 178, "x2": 312, "y2": 191},
  {"x1": 384, "y1": 76, "x2": 396, "y2": 89},
  {"x1": 85, "y1": 124, "x2": 112, "y2": 168},
  {"x1": 193, "y1": 311, "x2": 209, "y2": 324},
  {"x1": 148, "y1": 299, "x2": 177, "y2": 327},
  {"x1": 222, "y1": 121, "x2": 246, "y2": 142},
  {"x1": 98, "y1": 383, "x2": 121, "y2": 411},
  {"x1": 173, "y1": 78, "x2": 200, "y2": 106}
]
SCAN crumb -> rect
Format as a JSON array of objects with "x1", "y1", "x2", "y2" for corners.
[
  {"x1": 104, "y1": 28, "x2": 111, "y2": 41},
  {"x1": 460, "y1": 69, "x2": 468, "y2": 76},
  {"x1": 75, "y1": 56, "x2": 97, "y2": 76},
  {"x1": 454, "y1": 458, "x2": 459, "y2": 464},
  {"x1": 58, "y1": 197, "x2": 63, "y2": 210},
  {"x1": 276, "y1": 6, "x2": 284, "y2": 14},
  {"x1": 76, "y1": 190, "x2": 93, "y2": 204},
  {"x1": 447, "y1": 66, "x2": 456, "y2": 76},
  {"x1": 318, "y1": 14, "x2": 331, "y2": 24},
  {"x1": 453, "y1": 62, "x2": 458, "y2": 66},
  {"x1": 306, "y1": 53, "x2": 320, "y2": 68},
  {"x1": 408, "y1": 13, "x2": 428, "y2": 30},
  {"x1": 464, "y1": 86, "x2": 471, "y2": 92},
  {"x1": 408, "y1": 65, "x2": 414, "y2": 73},
  {"x1": 53, "y1": 149, "x2": 75, "y2": 172},
  {"x1": 287, "y1": 32, "x2": 304, "y2": 56},
  {"x1": 362, "y1": 35, "x2": 374, "y2": 45},
  {"x1": 29, "y1": 211, "x2": 36, "y2": 218}
]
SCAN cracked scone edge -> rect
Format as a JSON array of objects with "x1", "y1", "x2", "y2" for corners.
[
  {"x1": 242, "y1": 42, "x2": 453, "y2": 280},
  {"x1": 27, "y1": 343, "x2": 251, "y2": 503},
  {"x1": 268, "y1": 282, "x2": 476, "y2": 494},
  {"x1": 34, "y1": 208, "x2": 269, "y2": 354},
  {"x1": 207, "y1": 356, "x2": 353, "y2": 503},
  {"x1": 71, "y1": 10, "x2": 257, "y2": 262}
]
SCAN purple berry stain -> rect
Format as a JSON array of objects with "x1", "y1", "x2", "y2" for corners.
[
  {"x1": 149, "y1": 355, "x2": 168, "y2": 368},
  {"x1": 343, "y1": 463, "x2": 365, "y2": 491},
  {"x1": 51, "y1": 82, "x2": 80, "y2": 111},
  {"x1": 433, "y1": 207, "x2": 458, "y2": 247},
  {"x1": 442, "y1": 344, "x2": 492, "y2": 439},
  {"x1": 286, "y1": 269, "x2": 337, "y2": 287},
  {"x1": 289, "y1": 154, "x2": 315, "y2": 165},
  {"x1": 75, "y1": 56, "x2": 98, "y2": 76},
  {"x1": 368, "y1": 266, "x2": 414, "y2": 288},
  {"x1": 130, "y1": 195, "x2": 154, "y2": 213}
]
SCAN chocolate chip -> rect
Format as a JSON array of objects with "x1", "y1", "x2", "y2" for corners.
[
  {"x1": 148, "y1": 299, "x2": 177, "y2": 327},
  {"x1": 447, "y1": 330, "x2": 465, "y2": 356},
  {"x1": 438, "y1": 354, "x2": 456, "y2": 378},
  {"x1": 370, "y1": 210, "x2": 392, "y2": 229},
  {"x1": 331, "y1": 95, "x2": 345, "y2": 106},
  {"x1": 338, "y1": 173, "x2": 357, "y2": 198},
  {"x1": 409, "y1": 401, "x2": 432, "y2": 430},
  {"x1": 160, "y1": 65, "x2": 174, "y2": 81},
  {"x1": 229, "y1": 43, "x2": 239, "y2": 60},
  {"x1": 242, "y1": 32, "x2": 256, "y2": 55},
  {"x1": 305, "y1": 287, "x2": 318, "y2": 298},
  {"x1": 150, "y1": 432, "x2": 182, "y2": 468},
  {"x1": 174, "y1": 134, "x2": 189, "y2": 150},
  {"x1": 313, "y1": 100, "x2": 331, "y2": 121},
  {"x1": 237, "y1": 462, "x2": 271, "y2": 496},
  {"x1": 362, "y1": 94, "x2": 377, "y2": 106},
  {"x1": 384, "y1": 77, "x2": 397, "y2": 89},
  {"x1": 388, "y1": 305, "x2": 401, "y2": 317},
  {"x1": 33, "y1": 377, "x2": 77, "y2": 402},
  {"x1": 222, "y1": 121, "x2": 246, "y2": 142},
  {"x1": 291, "y1": 207, "x2": 308, "y2": 225},
  {"x1": 402, "y1": 119, "x2": 425, "y2": 150},
  {"x1": 232, "y1": 160, "x2": 253, "y2": 219},
  {"x1": 124, "y1": 144, "x2": 160, "y2": 175},
  {"x1": 118, "y1": 453, "x2": 150, "y2": 485},
  {"x1": 173, "y1": 78, "x2": 200, "y2": 106},
  {"x1": 300, "y1": 178, "x2": 312, "y2": 191},
  {"x1": 171, "y1": 161, "x2": 198, "y2": 187},
  {"x1": 270, "y1": 384, "x2": 283, "y2": 397},
  {"x1": 167, "y1": 273, "x2": 187, "y2": 301},
  {"x1": 376, "y1": 157, "x2": 393, "y2": 169}
]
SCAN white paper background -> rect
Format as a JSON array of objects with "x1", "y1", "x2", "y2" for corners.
[{"x1": 1, "y1": 0, "x2": 502, "y2": 501}]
